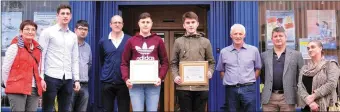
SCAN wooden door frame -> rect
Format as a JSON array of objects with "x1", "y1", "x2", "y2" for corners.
[{"x1": 152, "y1": 30, "x2": 186, "y2": 111}]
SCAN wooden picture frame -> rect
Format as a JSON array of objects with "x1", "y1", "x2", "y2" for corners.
[{"x1": 179, "y1": 61, "x2": 208, "y2": 85}]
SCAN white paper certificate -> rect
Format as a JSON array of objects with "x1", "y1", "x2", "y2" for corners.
[
  {"x1": 183, "y1": 66, "x2": 205, "y2": 82},
  {"x1": 130, "y1": 60, "x2": 158, "y2": 84}
]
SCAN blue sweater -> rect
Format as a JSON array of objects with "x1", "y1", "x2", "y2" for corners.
[{"x1": 98, "y1": 34, "x2": 130, "y2": 84}]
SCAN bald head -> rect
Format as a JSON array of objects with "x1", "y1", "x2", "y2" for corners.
[
  {"x1": 111, "y1": 15, "x2": 123, "y2": 23},
  {"x1": 110, "y1": 15, "x2": 124, "y2": 33}
]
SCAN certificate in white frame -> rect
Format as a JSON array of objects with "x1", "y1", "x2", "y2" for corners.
[{"x1": 130, "y1": 60, "x2": 158, "y2": 84}]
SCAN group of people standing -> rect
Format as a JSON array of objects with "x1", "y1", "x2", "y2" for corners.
[
  {"x1": 2, "y1": 4, "x2": 91, "y2": 112},
  {"x1": 2, "y1": 4, "x2": 340, "y2": 112},
  {"x1": 260, "y1": 28, "x2": 340, "y2": 112}
]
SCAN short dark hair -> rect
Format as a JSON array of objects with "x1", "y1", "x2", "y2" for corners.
[
  {"x1": 75, "y1": 20, "x2": 89, "y2": 28},
  {"x1": 57, "y1": 4, "x2": 71, "y2": 14},
  {"x1": 139, "y1": 12, "x2": 151, "y2": 20},
  {"x1": 182, "y1": 11, "x2": 198, "y2": 23},
  {"x1": 20, "y1": 20, "x2": 37, "y2": 31},
  {"x1": 271, "y1": 27, "x2": 285, "y2": 36}
]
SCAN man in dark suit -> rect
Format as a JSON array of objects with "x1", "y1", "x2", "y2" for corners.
[{"x1": 261, "y1": 27, "x2": 304, "y2": 111}]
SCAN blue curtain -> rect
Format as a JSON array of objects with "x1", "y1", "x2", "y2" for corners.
[
  {"x1": 69, "y1": 1, "x2": 98, "y2": 112},
  {"x1": 98, "y1": 1, "x2": 118, "y2": 39},
  {"x1": 208, "y1": 1, "x2": 229, "y2": 111}
]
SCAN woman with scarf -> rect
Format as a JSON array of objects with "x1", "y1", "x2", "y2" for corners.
[
  {"x1": 2, "y1": 20, "x2": 46, "y2": 111},
  {"x1": 297, "y1": 40, "x2": 339, "y2": 111}
]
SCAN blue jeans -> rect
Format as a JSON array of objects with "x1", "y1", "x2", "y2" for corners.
[
  {"x1": 225, "y1": 83, "x2": 256, "y2": 112},
  {"x1": 129, "y1": 84, "x2": 161, "y2": 111},
  {"x1": 70, "y1": 83, "x2": 89, "y2": 112},
  {"x1": 42, "y1": 75, "x2": 73, "y2": 112}
]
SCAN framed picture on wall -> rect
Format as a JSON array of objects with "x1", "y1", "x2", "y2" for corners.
[
  {"x1": 266, "y1": 10, "x2": 296, "y2": 50},
  {"x1": 2, "y1": 12, "x2": 22, "y2": 56},
  {"x1": 307, "y1": 10, "x2": 337, "y2": 49},
  {"x1": 34, "y1": 12, "x2": 57, "y2": 41}
]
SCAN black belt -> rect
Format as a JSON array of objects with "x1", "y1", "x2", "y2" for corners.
[
  {"x1": 227, "y1": 82, "x2": 255, "y2": 87},
  {"x1": 80, "y1": 82, "x2": 88, "y2": 85},
  {"x1": 272, "y1": 90, "x2": 284, "y2": 94}
]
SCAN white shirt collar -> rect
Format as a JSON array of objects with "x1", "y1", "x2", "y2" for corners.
[{"x1": 108, "y1": 31, "x2": 124, "y2": 40}]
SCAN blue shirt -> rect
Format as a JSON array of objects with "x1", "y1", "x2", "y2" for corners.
[
  {"x1": 216, "y1": 43, "x2": 262, "y2": 85},
  {"x1": 78, "y1": 42, "x2": 92, "y2": 82}
]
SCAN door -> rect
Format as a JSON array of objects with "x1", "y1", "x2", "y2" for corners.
[{"x1": 153, "y1": 30, "x2": 185, "y2": 112}]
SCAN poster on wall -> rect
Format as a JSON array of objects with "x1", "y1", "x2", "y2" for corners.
[
  {"x1": 266, "y1": 10, "x2": 296, "y2": 50},
  {"x1": 324, "y1": 55, "x2": 338, "y2": 63},
  {"x1": 299, "y1": 38, "x2": 310, "y2": 59},
  {"x1": 307, "y1": 10, "x2": 336, "y2": 49},
  {"x1": 2, "y1": 12, "x2": 22, "y2": 55},
  {"x1": 34, "y1": 12, "x2": 56, "y2": 40}
]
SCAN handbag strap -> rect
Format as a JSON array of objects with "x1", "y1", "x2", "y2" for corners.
[{"x1": 24, "y1": 46, "x2": 39, "y2": 65}]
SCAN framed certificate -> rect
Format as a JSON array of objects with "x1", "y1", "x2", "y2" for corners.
[
  {"x1": 130, "y1": 60, "x2": 158, "y2": 84},
  {"x1": 179, "y1": 61, "x2": 208, "y2": 85}
]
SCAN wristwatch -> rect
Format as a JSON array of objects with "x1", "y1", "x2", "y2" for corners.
[{"x1": 74, "y1": 80, "x2": 80, "y2": 82}]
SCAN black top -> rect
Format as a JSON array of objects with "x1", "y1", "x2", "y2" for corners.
[
  {"x1": 272, "y1": 50, "x2": 286, "y2": 91},
  {"x1": 302, "y1": 75, "x2": 313, "y2": 112},
  {"x1": 302, "y1": 75, "x2": 314, "y2": 94}
]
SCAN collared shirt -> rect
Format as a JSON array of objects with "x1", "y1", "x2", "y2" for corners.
[
  {"x1": 216, "y1": 43, "x2": 262, "y2": 85},
  {"x1": 272, "y1": 50, "x2": 286, "y2": 90},
  {"x1": 78, "y1": 41, "x2": 92, "y2": 82},
  {"x1": 108, "y1": 32, "x2": 124, "y2": 48},
  {"x1": 38, "y1": 24, "x2": 79, "y2": 80}
]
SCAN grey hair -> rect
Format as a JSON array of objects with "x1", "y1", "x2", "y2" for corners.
[
  {"x1": 111, "y1": 15, "x2": 123, "y2": 23},
  {"x1": 230, "y1": 24, "x2": 246, "y2": 35}
]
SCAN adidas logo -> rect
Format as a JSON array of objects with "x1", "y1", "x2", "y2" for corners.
[{"x1": 135, "y1": 42, "x2": 155, "y2": 60}]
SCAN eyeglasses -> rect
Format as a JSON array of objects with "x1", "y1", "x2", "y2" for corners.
[
  {"x1": 77, "y1": 27, "x2": 88, "y2": 31},
  {"x1": 23, "y1": 28, "x2": 36, "y2": 32}
]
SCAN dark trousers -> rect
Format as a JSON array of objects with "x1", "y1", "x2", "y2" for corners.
[
  {"x1": 70, "y1": 83, "x2": 89, "y2": 112},
  {"x1": 42, "y1": 75, "x2": 73, "y2": 112},
  {"x1": 225, "y1": 83, "x2": 256, "y2": 112},
  {"x1": 176, "y1": 90, "x2": 208, "y2": 112},
  {"x1": 101, "y1": 82, "x2": 130, "y2": 112}
]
